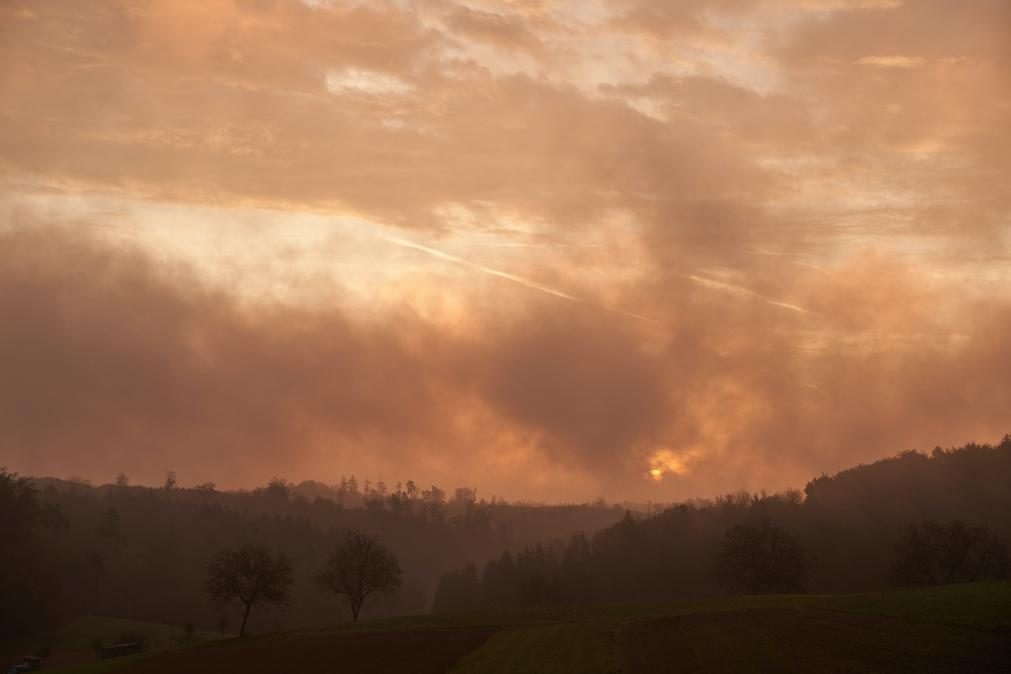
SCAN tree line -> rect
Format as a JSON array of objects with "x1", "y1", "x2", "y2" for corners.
[
  {"x1": 5, "y1": 436, "x2": 1010, "y2": 638},
  {"x1": 0, "y1": 470, "x2": 621, "y2": 638},
  {"x1": 433, "y1": 437, "x2": 1011, "y2": 612}
]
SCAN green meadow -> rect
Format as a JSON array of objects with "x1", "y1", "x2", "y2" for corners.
[{"x1": 42, "y1": 581, "x2": 1011, "y2": 674}]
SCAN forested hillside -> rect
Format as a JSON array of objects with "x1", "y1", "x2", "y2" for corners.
[
  {"x1": 1, "y1": 475, "x2": 622, "y2": 637},
  {"x1": 434, "y1": 437, "x2": 1011, "y2": 611},
  {"x1": 7, "y1": 437, "x2": 1010, "y2": 640}
]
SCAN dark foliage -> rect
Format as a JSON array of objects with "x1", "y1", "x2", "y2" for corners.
[
  {"x1": 7, "y1": 436, "x2": 1011, "y2": 636},
  {"x1": 0, "y1": 469, "x2": 67, "y2": 636},
  {"x1": 316, "y1": 530, "x2": 402, "y2": 622},
  {"x1": 716, "y1": 522, "x2": 806, "y2": 594},
  {"x1": 434, "y1": 436, "x2": 1011, "y2": 611},
  {"x1": 891, "y1": 520, "x2": 1009, "y2": 586},
  {"x1": 5, "y1": 474, "x2": 621, "y2": 636},
  {"x1": 205, "y1": 544, "x2": 294, "y2": 636},
  {"x1": 431, "y1": 564, "x2": 481, "y2": 614}
]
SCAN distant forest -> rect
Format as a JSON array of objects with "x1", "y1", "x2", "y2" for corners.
[
  {"x1": 433, "y1": 437, "x2": 1011, "y2": 612},
  {"x1": 5, "y1": 437, "x2": 1011, "y2": 639},
  {"x1": 2, "y1": 474, "x2": 622, "y2": 637}
]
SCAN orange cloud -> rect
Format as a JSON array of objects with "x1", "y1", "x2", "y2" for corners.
[{"x1": 1, "y1": 0, "x2": 1009, "y2": 500}]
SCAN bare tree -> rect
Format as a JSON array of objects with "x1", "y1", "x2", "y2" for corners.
[
  {"x1": 717, "y1": 521, "x2": 806, "y2": 594},
  {"x1": 316, "y1": 529, "x2": 402, "y2": 622},
  {"x1": 204, "y1": 544, "x2": 293, "y2": 637},
  {"x1": 891, "y1": 520, "x2": 1009, "y2": 586}
]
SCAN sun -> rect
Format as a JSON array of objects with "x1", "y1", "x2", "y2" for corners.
[{"x1": 646, "y1": 448, "x2": 700, "y2": 482}]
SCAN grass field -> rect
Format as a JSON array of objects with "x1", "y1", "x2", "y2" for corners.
[
  {"x1": 618, "y1": 608, "x2": 1011, "y2": 673},
  {"x1": 0, "y1": 615, "x2": 222, "y2": 671},
  {"x1": 37, "y1": 582, "x2": 1011, "y2": 674}
]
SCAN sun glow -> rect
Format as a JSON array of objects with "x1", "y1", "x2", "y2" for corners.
[{"x1": 647, "y1": 449, "x2": 691, "y2": 481}]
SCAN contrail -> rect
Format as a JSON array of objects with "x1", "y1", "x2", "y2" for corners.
[
  {"x1": 759, "y1": 368, "x2": 831, "y2": 398},
  {"x1": 383, "y1": 235, "x2": 582, "y2": 302},
  {"x1": 380, "y1": 235, "x2": 663, "y2": 328},
  {"x1": 461, "y1": 241, "x2": 606, "y2": 250},
  {"x1": 792, "y1": 261, "x2": 832, "y2": 276},
  {"x1": 746, "y1": 248, "x2": 832, "y2": 275},
  {"x1": 687, "y1": 274, "x2": 810, "y2": 314},
  {"x1": 69, "y1": 224, "x2": 831, "y2": 397}
]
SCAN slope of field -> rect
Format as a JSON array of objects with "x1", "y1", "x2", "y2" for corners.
[
  {"x1": 47, "y1": 582, "x2": 1011, "y2": 674},
  {"x1": 1, "y1": 616, "x2": 221, "y2": 671},
  {"x1": 818, "y1": 580, "x2": 1011, "y2": 631},
  {"x1": 451, "y1": 621, "x2": 617, "y2": 674},
  {"x1": 618, "y1": 608, "x2": 1011, "y2": 674},
  {"x1": 51, "y1": 628, "x2": 497, "y2": 674}
]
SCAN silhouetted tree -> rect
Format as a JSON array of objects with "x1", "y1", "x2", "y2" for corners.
[
  {"x1": 0, "y1": 469, "x2": 66, "y2": 635},
  {"x1": 264, "y1": 478, "x2": 290, "y2": 502},
  {"x1": 453, "y1": 487, "x2": 477, "y2": 504},
  {"x1": 204, "y1": 544, "x2": 294, "y2": 636},
  {"x1": 1, "y1": 469, "x2": 63, "y2": 537},
  {"x1": 316, "y1": 529, "x2": 402, "y2": 622},
  {"x1": 891, "y1": 520, "x2": 1009, "y2": 586},
  {"x1": 561, "y1": 532, "x2": 593, "y2": 602},
  {"x1": 717, "y1": 521, "x2": 806, "y2": 594},
  {"x1": 481, "y1": 550, "x2": 517, "y2": 608},
  {"x1": 96, "y1": 505, "x2": 125, "y2": 550},
  {"x1": 514, "y1": 544, "x2": 563, "y2": 607},
  {"x1": 365, "y1": 497, "x2": 385, "y2": 514}
]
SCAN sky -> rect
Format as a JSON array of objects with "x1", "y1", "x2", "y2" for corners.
[{"x1": 1, "y1": 0, "x2": 1009, "y2": 501}]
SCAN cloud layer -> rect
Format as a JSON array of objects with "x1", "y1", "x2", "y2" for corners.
[{"x1": 0, "y1": 0, "x2": 1009, "y2": 499}]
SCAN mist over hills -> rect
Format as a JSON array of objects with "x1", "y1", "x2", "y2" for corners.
[{"x1": 4, "y1": 436, "x2": 1010, "y2": 639}]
